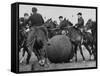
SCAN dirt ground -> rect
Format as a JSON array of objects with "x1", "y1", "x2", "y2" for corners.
[
  {"x1": 19, "y1": 60, "x2": 96, "y2": 72},
  {"x1": 19, "y1": 45, "x2": 96, "y2": 72}
]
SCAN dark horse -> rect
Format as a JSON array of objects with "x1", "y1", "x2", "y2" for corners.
[
  {"x1": 22, "y1": 25, "x2": 49, "y2": 66},
  {"x1": 65, "y1": 19, "x2": 97, "y2": 61},
  {"x1": 56, "y1": 19, "x2": 85, "y2": 61},
  {"x1": 65, "y1": 26, "x2": 85, "y2": 61},
  {"x1": 82, "y1": 19, "x2": 97, "y2": 60},
  {"x1": 61, "y1": 18, "x2": 97, "y2": 61}
]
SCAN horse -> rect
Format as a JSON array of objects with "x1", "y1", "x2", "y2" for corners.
[
  {"x1": 19, "y1": 17, "x2": 50, "y2": 66},
  {"x1": 20, "y1": 24, "x2": 49, "y2": 66},
  {"x1": 61, "y1": 18, "x2": 97, "y2": 61},
  {"x1": 65, "y1": 26, "x2": 85, "y2": 61},
  {"x1": 83, "y1": 19, "x2": 97, "y2": 60}
]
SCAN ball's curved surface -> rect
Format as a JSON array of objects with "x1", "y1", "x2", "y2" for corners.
[{"x1": 46, "y1": 35, "x2": 74, "y2": 63}]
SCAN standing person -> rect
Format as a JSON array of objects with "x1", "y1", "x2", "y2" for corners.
[
  {"x1": 75, "y1": 12, "x2": 84, "y2": 31},
  {"x1": 25, "y1": 7, "x2": 44, "y2": 27}
]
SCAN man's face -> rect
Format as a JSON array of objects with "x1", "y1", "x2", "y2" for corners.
[
  {"x1": 77, "y1": 15, "x2": 82, "y2": 19},
  {"x1": 59, "y1": 18, "x2": 63, "y2": 22},
  {"x1": 24, "y1": 15, "x2": 29, "y2": 20}
]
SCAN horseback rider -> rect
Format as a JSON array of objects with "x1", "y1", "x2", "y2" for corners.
[
  {"x1": 58, "y1": 16, "x2": 70, "y2": 29},
  {"x1": 25, "y1": 7, "x2": 44, "y2": 27},
  {"x1": 58, "y1": 16, "x2": 64, "y2": 29},
  {"x1": 22, "y1": 7, "x2": 45, "y2": 47},
  {"x1": 75, "y1": 12, "x2": 84, "y2": 32}
]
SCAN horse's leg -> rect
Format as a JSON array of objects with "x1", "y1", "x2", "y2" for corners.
[
  {"x1": 38, "y1": 49, "x2": 45, "y2": 66},
  {"x1": 44, "y1": 49, "x2": 48, "y2": 65},
  {"x1": 19, "y1": 47, "x2": 25, "y2": 63},
  {"x1": 22, "y1": 47, "x2": 26, "y2": 57},
  {"x1": 20, "y1": 49, "x2": 25, "y2": 63},
  {"x1": 39, "y1": 45, "x2": 49, "y2": 67},
  {"x1": 92, "y1": 44, "x2": 96, "y2": 60},
  {"x1": 26, "y1": 46, "x2": 32, "y2": 64},
  {"x1": 42, "y1": 48, "x2": 49, "y2": 66},
  {"x1": 79, "y1": 44, "x2": 85, "y2": 61},
  {"x1": 33, "y1": 48, "x2": 41, "y2": 61},
  {"x1": 74, "y1": 45, "x2": 78, "y2": 62},
  {"x1": 20, "y1": 42, "x2": 28, "y2": 63},
  {"x1": 83, "y1": 43, "x2": 92, "y2": 60}
]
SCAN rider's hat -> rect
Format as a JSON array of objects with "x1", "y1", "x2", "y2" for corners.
[{"x1": 59, "y1": 16, "x2": 63, "y2": 18}]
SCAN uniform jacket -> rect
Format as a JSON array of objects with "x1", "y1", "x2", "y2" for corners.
[
  {"x1": 59, "y1": 19, "x2": 67, "y2": 29},
  {"x1": 76, "y1": 17, "x2": 84, "y2": 28},
  {"x1": 25, "y1": 13, "x2": 44, "y2": 26}
]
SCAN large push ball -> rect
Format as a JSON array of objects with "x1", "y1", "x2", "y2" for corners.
[{"x1": 46, "y1": 35, "x2": 74, "y2": 63}]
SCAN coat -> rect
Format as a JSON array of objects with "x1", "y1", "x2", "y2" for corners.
[
  {"x1": 75, "y1": 17, "x2": 84, "y2": 29},
  {"x1": 25, "y1": 13, "x2": 44, "y2": 27}
]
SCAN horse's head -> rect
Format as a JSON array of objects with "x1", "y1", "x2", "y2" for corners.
[
  {"x1": 65, "y1": 26, "x2": 82, "y2": 42},
  {"x1": 85, "y1": 19, "x2": 93, "y2": 30},
  {"x1": 44, "y1": 18, "x2": 58, "y2": 29},
  {"x1": 66, "y1": 19, "x2": 73, "y2": 26}
]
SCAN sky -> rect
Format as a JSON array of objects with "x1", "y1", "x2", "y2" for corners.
[{"x1": 19, "y1": 5, "x2": 96, "y2": 25}]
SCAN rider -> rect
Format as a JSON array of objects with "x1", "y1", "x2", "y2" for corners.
[
  {"x1": 25, "y1": 7, "x2": 44, "y2": 27},
  {"x1": 58, "y1": 16, "x2": 64, "y2": 28},
  {"x1": 58, "y1": 16, "x2": 68, "y2": 29},
  {"x1": 75, "y1": 12, "x2": 84, "y2": 32}
]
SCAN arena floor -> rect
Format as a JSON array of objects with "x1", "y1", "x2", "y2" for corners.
[
  {"x1": 19, "y1": 45, "x2": 96, "y2": 72},
  {"x1": 19, "y1": 60, "x2": 96, "y2": 72}
]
